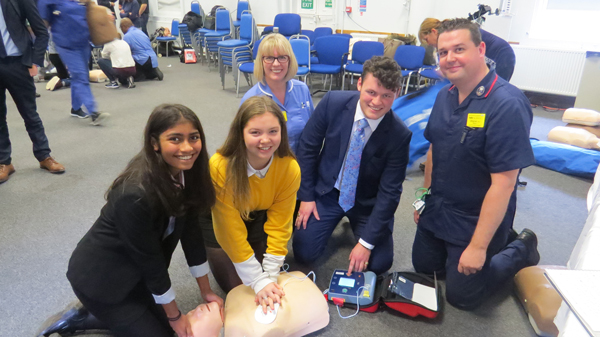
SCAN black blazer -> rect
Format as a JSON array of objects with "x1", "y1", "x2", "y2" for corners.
[
  {"x1": 67, "y1": 183, "x2": 207, "y2": 304},
  {"x1": 0, "y1": 0, "x2": 48, "y2": 67},
  {"x1": 297, "y1": 91, "x2": 412, "y2": 246}
]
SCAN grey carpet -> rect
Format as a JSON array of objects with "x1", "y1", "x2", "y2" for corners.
[{"x1": 0, "y1": 57, "x2": 590, "y2": 337}]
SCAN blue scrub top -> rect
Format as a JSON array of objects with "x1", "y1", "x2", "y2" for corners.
[
  {"x1": 38, "y1": 0, "x2": 90, "y2": 48},
  {"x1": 419, "y1": 70, "x2": 535, "y2": 247},
  {"x1": 481, "y1": 29, "x2": 515, "y2": 65},
  {"x1": 241, "y1": 79, "x2": 314, "y2": 154},
  {"x1": 123, "y1": 26, "x2": 158, "y2": 68}
]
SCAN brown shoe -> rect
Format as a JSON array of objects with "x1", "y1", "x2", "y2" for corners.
[
  {"x1": 39, "y1": 157, "x2": 65, "y2": 174},
  {"x1": 0, "y1": 164, "x2": 15, "y2": 184}
]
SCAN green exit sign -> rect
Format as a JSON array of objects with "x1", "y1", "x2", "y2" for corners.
[{"x1": 301, "y1": 0, "x2": 314, "y2": 9}]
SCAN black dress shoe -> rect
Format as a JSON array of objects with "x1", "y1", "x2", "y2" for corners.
[
  {"x1": 36, "y1": 300, "x2": 88, "y2": 337},
  {"x1": 507, "y1": 228, "x2": 519, "y2": 244},
  {"x1": 516, "y1": 228, "x2": 540, "y2": 267}
]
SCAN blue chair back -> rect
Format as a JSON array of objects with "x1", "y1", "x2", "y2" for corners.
[
  {"x1": 313, "y1": 27, "x2": 333, "y2": 45},
  {"x1": 191, "y1": 1, "x2": 201, "y2": 15},
  {"x1": 314, "y1": 35, "x2": 350, "y2": 65},
  {"x1": 290, "y1": 37, "x2": 310, "y2": 67},
  {"x1": 171, "y1": 19, "x2": 180, "y2": 36},
  {"x1": 351, "y1": 41, "x2": 384, "y2": 64},
  {"x1": 336, "y1": 33, "x2": 353, "y2": 39},
  {"x1": 394, "y1": 45, "x2": 425, "y2": 70},
  {"x1": 274, "y1": 13, "x2": 301, "y2": 37},
  {"x1": 216, "y1": 8, "x2": 231, "y2": 31},
  {"x1": 239, "y1": 13, "x2": 253, "y2": 41},
  {"x1": 237, "y1": 1, "x2": 249, "y2": 20},
  {"x1": 301, "y1": 29, "x2": 315, "y2": 44}
]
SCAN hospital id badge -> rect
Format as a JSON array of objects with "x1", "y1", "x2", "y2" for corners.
[
  {"x1": 466, "y1": 113, "x2": 485, "y2": 128},
  {"x1": 413, "y1": 199, "x2": 426, "y2": 215}
]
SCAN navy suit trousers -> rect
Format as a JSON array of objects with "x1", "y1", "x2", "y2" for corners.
[
  {"x1": 0, "y1": 56, "x2": 50, "y2": 164},
  {"x1": 412, "y1": 225, "x2": 528, "y2": 310},
  {"x1": 293, "y1": 189, "x2": 394, "y2": 275}
]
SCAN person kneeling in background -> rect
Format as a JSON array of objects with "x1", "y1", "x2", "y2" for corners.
[
  {"x1": 98, "y1": 36, "x2": 137, "y2": 89},
  {"x1": 121, "y1": 18, "x2": 164, "y2": 81}
]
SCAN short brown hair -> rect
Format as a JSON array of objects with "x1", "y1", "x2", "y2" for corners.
[
  {"x1": 120, "y1": 18, "x2": 134, "y2": 32},
  {"x1": 437, "y1": 18, "x2": 482, "y2": 46},
  {"x1": 361, "y1": 56, "x2": 402, "y2": 91}
]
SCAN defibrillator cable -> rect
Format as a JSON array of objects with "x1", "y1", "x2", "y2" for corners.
[{"x1": 336, "y1": 286, "x2": 367, "y2": 319}]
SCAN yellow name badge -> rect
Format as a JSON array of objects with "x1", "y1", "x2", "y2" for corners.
[
  {"x1": 282, "y1": 111, "x2": 287, "y2": 121},
  {"x1": 466, "y1": 113, "x2": 486, "y2": 128}
]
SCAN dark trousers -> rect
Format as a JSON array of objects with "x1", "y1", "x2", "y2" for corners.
[
  {"x1": 48, "y1": 53, "x2": 69, "y2": 79},
  {"x1": 97, "y1": 59, "x2": 136, "y2": 83},
  {"x1": 292, "y1": 189, "x2": 394, "y2": 275},
  {"x1": 140, "y1": 13, "x2": 149, "y2": 35},
  {"x1": 412, "y1": 225, "x2": 528, "y2": 310},
  {"x1": 0, "y1": 56, "x2": 51, "y2": 165},
  {"x1": 134, "y1": 57, "x2": 159, "y2": 81},
  {"x1": 73, "y1": 285, "x2": 174, "y2": 337}
]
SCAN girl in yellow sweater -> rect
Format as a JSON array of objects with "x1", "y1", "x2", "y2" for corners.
[{"x1": 201, "y1": 96, "x2": 301, "y2": 313}]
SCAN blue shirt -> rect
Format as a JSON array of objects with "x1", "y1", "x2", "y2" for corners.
[
  {"x1": 0, "y1": 4, "x2": 22, "y2": 56},
  {"x1": 481, "y1": 29, "x2": 515, "y2": 64},
  {"x1": 124, "y1": 26, "x2": 158, "y2": 68},
  {"x1": 38, "y1": 0, "x2": 90, "y2": 49},
  {"x1": 241, "y1": 80, "x2": 314, "y2": 154},
  {"x1": 419, "y1": 70, "x2": 535, "y2": 247}
]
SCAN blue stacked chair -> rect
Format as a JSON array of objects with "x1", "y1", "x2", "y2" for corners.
[
  {"x1": 204, "y1": 8, "x2": 233, "y2": 68},
  {"x1": 311, "y1": 27, "x2": 333, "y2": 64},
  {"x1": 232, "y1": 1, "x2": 249, "y2": 38},
  {"x1": 236, "y1": 37, "x2": 262, "y2": 97},
  {"x1": 155, "y1": 19, "x2": 179, "y2": 57},
  {"x1": 273, "y1": 13, "x2": 301, "y2": 38},
  {"x1": 393, "y1": 45, "x2": 426, "y2": 94},
  {"x1": 342, "y1": 41, "x2": 384, "y2": 90},
  {"x1": 290, "y1": 35, "x2": 311, "y2": 83},
  {"x1": 310, "y1": 35, "x2": 350, "y2": 93},
  {"x1": 217, "y1": 13, "x2": 256, "y2": 89},
  {"x1": 191, "y1": 0, "x2": 202, "y2": 15},
  {"x1": 178, "y1": 23, "x2": 193, "y2": 48},
  {"x1": 418, "y1": 66, "x2": 445, "y2": 88}
]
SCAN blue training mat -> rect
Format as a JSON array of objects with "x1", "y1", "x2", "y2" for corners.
[
  {"x1": 530, "y1": 138, "x2": 600, "y2": 179},
  {"x1": 392, "y1": 82, "x2": 447, "y2": 167}
]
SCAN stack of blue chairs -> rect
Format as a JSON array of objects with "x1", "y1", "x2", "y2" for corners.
[
  {"x1": 232, "y1": 1, "x2": 249, "y2": 38},
  {"x1": 236, "y1": 37, "x2": 262, "y2": 97},
  {"x1": 393, "y1": 45, "x2": 426, "y2": 94},
  {"x1": 290, "y1": 35, "x2": 311, "y2": 83},
  {"x1": 217, "y1": 13, "x2": 256, "y2": 89},
  {"x1": 204, "y1": 8, "x2": 233, "y2": 68}
]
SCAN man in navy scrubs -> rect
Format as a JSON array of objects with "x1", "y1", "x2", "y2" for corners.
[{"x1": 412, "y1": 18, "x2": 540, "y2": 310}]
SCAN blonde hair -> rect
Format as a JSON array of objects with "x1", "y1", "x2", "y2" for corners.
[
  {"x1": 218, "y1": 96, "x2": 295, "y2": 220},
  {"x1": 419, "y1": 18, "x2": 441, "y2": 43},
  {"x1": 254, "y1": 34, "x2": 299, "y2": 84}
]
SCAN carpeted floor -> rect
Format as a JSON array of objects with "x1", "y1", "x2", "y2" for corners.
[{"x1": 0, "y1": 57, "x2": 591, "y2": 337}]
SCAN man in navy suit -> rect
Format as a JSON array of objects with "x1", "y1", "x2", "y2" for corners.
[
  {"x1": 293, "y1": 56, "x2": 412, "y2": 275},
  {"x1": 0, "y1": 0, "x2": 65, "y2": 184}
]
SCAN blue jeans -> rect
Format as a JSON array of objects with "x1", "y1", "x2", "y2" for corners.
[
  {"x1": 292, "y1": 189, "x2": 394, "y2": 275},
  {"x1": 55, "y1": 44, "x2": 97, "y2": 114},
  {"x1": 0, "y1": 56, "x2": 51, "y2": 164},
  {"x1": 412, "y1": 225, "x2": 528, "y2": 310}
]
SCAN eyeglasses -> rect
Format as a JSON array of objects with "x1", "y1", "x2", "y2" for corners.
[{"x1": 263, "y1": 55, "x2": 290, "y2": 64}]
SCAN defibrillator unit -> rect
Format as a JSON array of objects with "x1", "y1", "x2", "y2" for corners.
[{"x1": 325, "y1": 270, "x2": 442, "y2": 319}]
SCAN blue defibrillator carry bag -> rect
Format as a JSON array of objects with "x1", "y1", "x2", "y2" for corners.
[
  {"x1": 392, "y1": 82, "x2": 447, "y2": 167},
  {"x1": 530, "y1": 138, "x2": 600, "y2": 179}
]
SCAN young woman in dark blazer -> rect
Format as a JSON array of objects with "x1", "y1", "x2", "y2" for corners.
[{"x1": 37, "y1": 104, "x2": 222, "y2": 337}]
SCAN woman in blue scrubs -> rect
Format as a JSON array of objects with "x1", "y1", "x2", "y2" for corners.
[
  {"x1": 38, "y1": 0, "x2": 109, "y2": 125},
  {"x1": 240, "y1": 34, "x2": 314, "y2": 155}
]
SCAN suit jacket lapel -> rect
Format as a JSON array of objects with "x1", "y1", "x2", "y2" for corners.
[
  {"x1": 338, "y1": 94, "x2": 360, "y2": 162},
  {"x1": 361, "y1": 110, "x2": 392, "y2": 164}
]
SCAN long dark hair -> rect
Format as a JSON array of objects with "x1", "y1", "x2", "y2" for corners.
[
  {"x1": 107, "y1": 104, "x2": 215, "y2": 216},
  {"x1": 218, "y1": 96, "x2": 294, "y2": 219}
]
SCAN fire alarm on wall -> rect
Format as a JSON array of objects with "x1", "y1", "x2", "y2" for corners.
[{"x1": 345, "y1": 6, "x2": 352, "y2": 13}]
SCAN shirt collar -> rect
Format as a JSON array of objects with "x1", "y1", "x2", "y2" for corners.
[
  {"x1": 247, "y1": 156, "x2": 273, "y2": 178},
  {"x1": 448, "y1": 70, "x2": 499, "y2": 101},
  {"x1": 257, "y1": 81, "x2": 294, "y2": 98},
  {"x1": 355, "y1": 100, "x2": 384, "y2": 131}
]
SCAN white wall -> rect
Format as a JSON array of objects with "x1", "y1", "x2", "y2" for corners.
[{"x1": 147, "y1": 0, "x2": 578, "y2": 48}]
